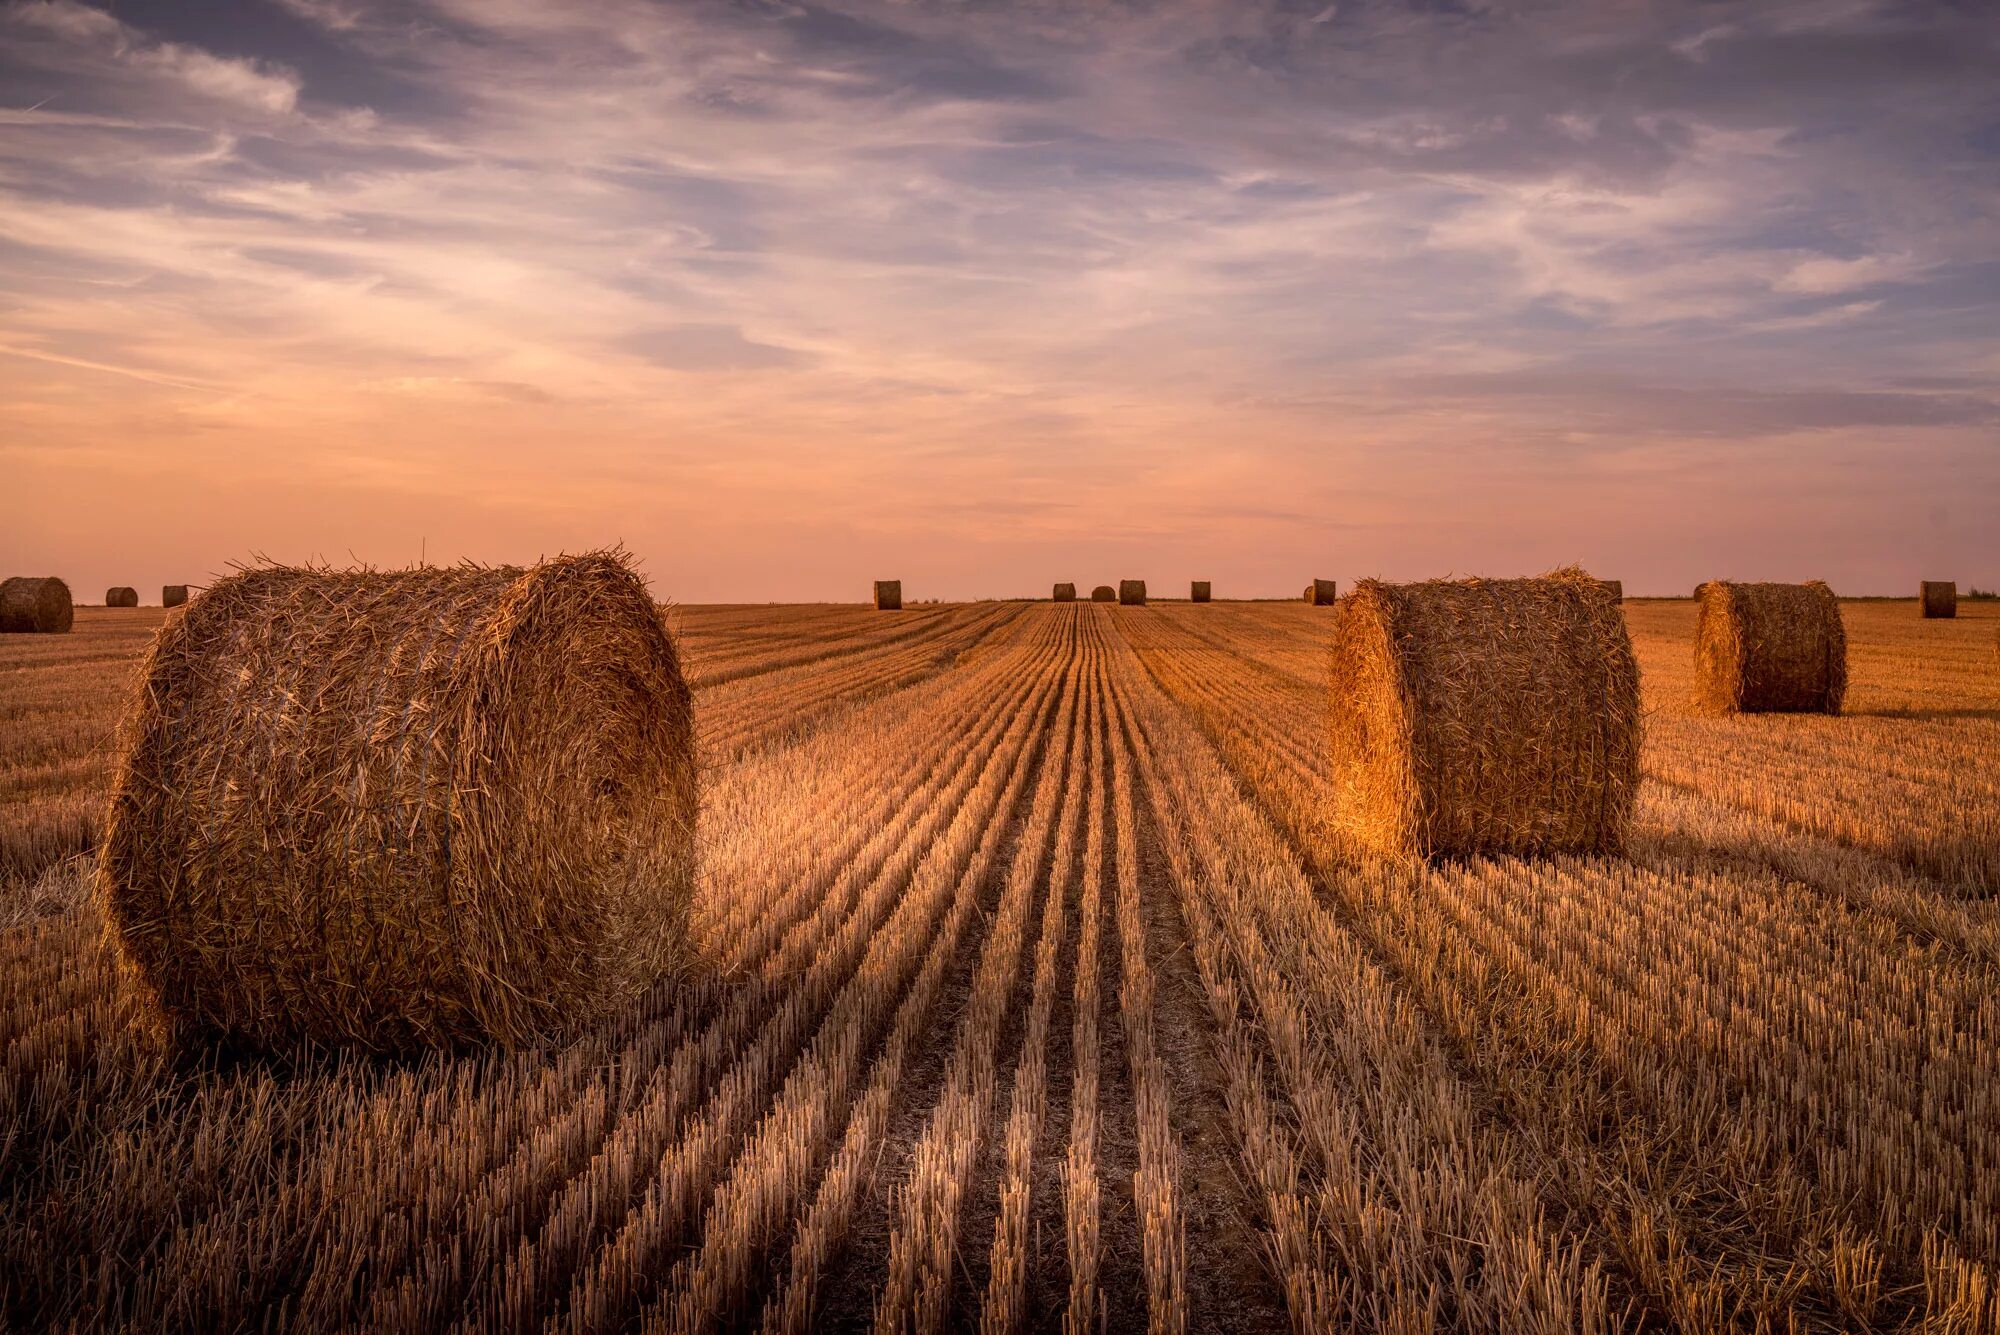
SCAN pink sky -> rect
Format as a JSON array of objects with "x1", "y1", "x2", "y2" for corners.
[{"x1": 3, "y1": 0, "x2": 1996, "y2": 601}]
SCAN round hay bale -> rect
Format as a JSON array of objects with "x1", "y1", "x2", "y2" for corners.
[
  {"x1": 1118, "y1": 579, "x2": 1146, "y2": 606},
  {"x1": 97, "y1": 553, "x2": 697, "y2": 1052},
  {"x1": 163, "y1": 584, "x2": 190, "y2": 608},
  {"x1": 106, "y1": 586, "x2": 138, "y2": 608},
  {"x1": 1327, "y1": 568, "x2": 1640, "y2": 860},
  {"x1": 1305, "y1": 579, "x2": 1338, "y2": 606},
  {"x1": 1090, "y1": 585, "x2": 1116, "y2": 603},
  {"x1": 1693, "y1": 580, "x2": 1845, "y2": 715},
  {"x1": 1052, "y1": 582, "x2": 1076, "y2": 602},
  {"x1": 0, "y1": 577, "x2": 73, "y2": 633},
  {"x1": 1921, "y1": 580, "x2": 1957, "y2": 619},
  {"x1": 874, "y1": 580, "x2": 902, "y2": 611},
  {"x1": 1190, "y1": 581, "x2": 1211, "y2": 603}
]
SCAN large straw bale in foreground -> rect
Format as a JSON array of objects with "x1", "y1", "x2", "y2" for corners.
[
  {"x1": 1327, "y1": 569, "x2": 1640, "y2": 860},
  {"x1": 0, "y1": 577, "x2": 73, "y2": 633},
  {"x1": 1693, "y1": 580, "x2": 1845, "y2": 715},
  {"x1": 98, "y1": 553, "x2": 698, "y2": 1052},
  {"x1": 874, "y1": 580, "x2": 902, "y2": 610},
  {"x1": 106, "y1": 586, "x2": 138, "y2": 607},
  {"x1": 1306, "y1": 579, "x2": 1337, "y2": 606},
  {"x1": 1053, "y1": 582, "x2": 1076, "y2": 602},
  {"x1": 1601, "y1": 579, "x2": 1623, "y2": 603},
  {"x1": 1119, "y1": 579, "x2": 1146, "y2": 606},
  {"x1": 1090, "y1": 585, "x2": 1116, "y2": 602},
  {"x1": 1190, "y1": 581, "x2": 1211, "y2": 603},
  {"x1": 163, "y1": 584, "x2": 190, "y2": 608},
  {"x1": 1921, "y1": 580, "x2": 1957, "y2": 619}
]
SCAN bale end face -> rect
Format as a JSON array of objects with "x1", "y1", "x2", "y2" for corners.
[
  {"x1": 1118, "y1": 579, "x2": 1147, "y2": 606},
  {"x1": 1053, "y1": 582, "x2": 1076, "y2": 602},
  {"x1": 0, "y1": 577, "x2": 74, "y2": 633},
  {"x1": 97, "y1": 553, "x2": 698, "y2": 1053},
  {"x1": 1693, "y1": 580, "x2": 1846, "y2": 715},
  {"x1": 1306, "y1": 579, "x2": 1338, "y2": 606},
  {"x1": 1190, "y1": 581, "x2": 1211, "y2": 603},
  {"x1": 873, "y1": 580, "x2": 903, "y2": 611},
  {"x1": 162, "y1": 585, "x2": 190, "y2": 608},
  {"x1": 1326, "y1": 568, "x2": 1640, "y2": 861},
  {"x1": 1921, "y1": 580, "x2": 1957, "y2": 619},
  {"x1": 1090, "y1": 585, "x2": 1116, "y2": 602},
  {"x1": 106, "y1": 587, "x2": 138, "y2": 608}
]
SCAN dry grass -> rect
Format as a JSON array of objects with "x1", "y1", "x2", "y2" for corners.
[
  {"x1": 1694, "y1": 579, "x2": 1846, "y2": 714},
  {"x1": 2, "y1": 591, "x2": 1996, "y2": 1333},
  {"x1": 1326, "y1": 568, "x2": 1640, "y2": 859},
  {"x1": 100, "y1": 556, "x2": 698, "y2": 1052},
  {"x1": 0, "y1": 577, "x2": 73, "y2": 634}
]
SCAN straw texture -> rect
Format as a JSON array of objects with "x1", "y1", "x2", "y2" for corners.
[
  {"x1": 0, "y1": 577, "x2": 73, "y2": 634},
  {"x1": 1693, "y1": 580, "x2": 1846, "y2": 715},
  {"x1": 97, "y1": 553, "x2": 698, "y2": 1052},
  {"x1": 1921, "y1": 581, "x2": 1957, "y2": 619},
  {"x1": 1326, "y1": 568, "x2": 1640, "y2": 860},
  {"x1": 874, "y1": 580, "x2": 902, "y2": 611}
]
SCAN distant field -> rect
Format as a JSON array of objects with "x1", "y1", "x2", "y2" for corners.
[{"x1": 2, "y1": 598, "x2": 1997, "y2": 1331}]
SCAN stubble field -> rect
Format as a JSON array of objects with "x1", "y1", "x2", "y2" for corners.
[{"x1": 2, "y1": 596, "x2": 1997, "y2": 1333}]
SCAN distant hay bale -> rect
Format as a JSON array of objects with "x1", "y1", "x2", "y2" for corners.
[
  {"x1": 0, "y1": 577, "x2": 73, "y2": 634},
  {"x1": 1327, "y1": 568, "x2": 1639, "y2": 860},
  {"x1": 1119, "y1": 579, "x2": 1146, "y2": 606},
  {"x1": 1693, "y1": 580, "x2": 1846, "y2": 715},
  {"x1": 1305, "y1": 579, "x2": 1337, "y2": 606},
  {"x1": 1190, "y1": 581, "x2": 1211, "y2": 603},
  {"x1": 1053, "y1": 583, "x2": 1076, "y2": 602},
  {"x1": 106, "y1": 587, "x2": 138, "y2": 608},
  {"x1": 874, "y1": 580, "x2": 902, "y2": 611},
  {"x1": 1921, "y1": 580, "x2": 1957, "y2": 619},
  {"x1": 162, "y1": 585, "x2": 189, "y2": 608},
  {"x1": 97, "y1": 553, "x2": 698, "y2": 1052},
  {"x1": 1090, "y1": 585, "x2": 1116, "y2": 602}
]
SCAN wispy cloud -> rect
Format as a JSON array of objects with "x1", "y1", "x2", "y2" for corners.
[{"x1": 0, "y1": 0, "x2": 1995, "y2": 597}]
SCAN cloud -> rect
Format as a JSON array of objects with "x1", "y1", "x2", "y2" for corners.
[
  {"x1": 4, "y1": 1, "x2": 301, "y2": 114},
  {"x1": 0, "y1": 0, "x2": 1995, "y2": 596},
  {"x1": 619, "y1": 324, "x2": 813, "y2": 371},
  {"x1": 1774, "y1": 252, "x2": 1924, "y2": 295}
]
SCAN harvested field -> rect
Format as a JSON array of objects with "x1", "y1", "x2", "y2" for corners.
[{"x1": 3, "y1": 595, "x2": 1998, "y2": 1333}]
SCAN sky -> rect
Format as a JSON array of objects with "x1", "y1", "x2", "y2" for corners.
[{"x1": 1, "y1": 0, "x2": 1996, "y2": 602}]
